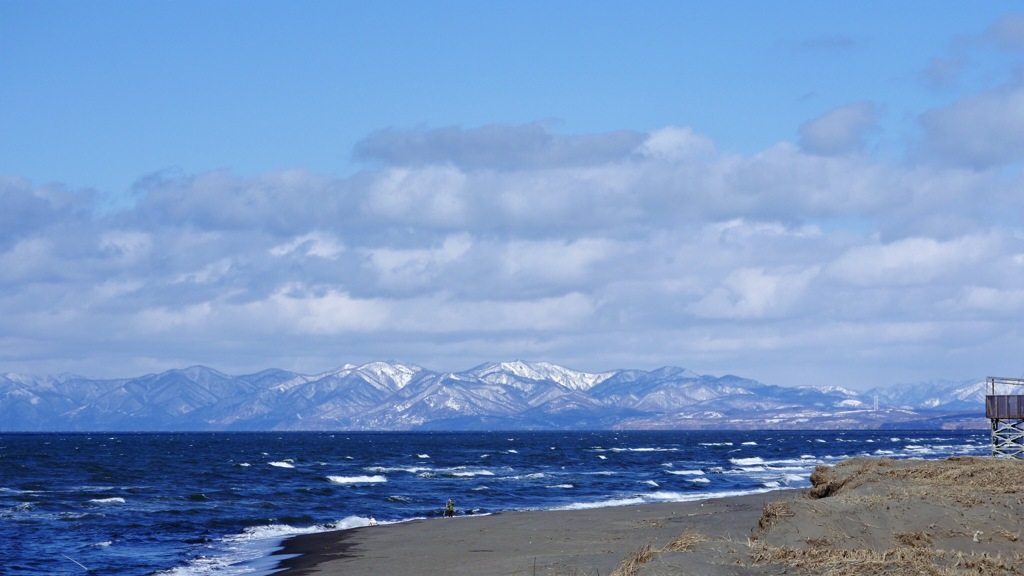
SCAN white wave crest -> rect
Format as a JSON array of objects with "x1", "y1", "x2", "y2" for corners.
[
  {"x1": 367, "y1": 465, "x2": 431, "y2": 474},
  {"x1": 89, "y1": 497, "x2": 126, "y2": 505},
  {"x1": 730, "y1": 457, "x2": 764, "y2": 466},
  {"x1": 328, "y1": 475, "x2": 387, "y2": 485},
  {"x1": 269, "y1": 461, "x2": 295, "y2": 468},
  {"x1": 666, "y1": 469, "x2": 705, "y2": 476},
  {"x1": 610, "y1": 447, "x2": 679, "y2": 452}
]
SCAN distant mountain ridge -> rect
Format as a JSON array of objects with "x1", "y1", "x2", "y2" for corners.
[{"x1": 0, "y1": 360, "x2": 995, "y2": 431}]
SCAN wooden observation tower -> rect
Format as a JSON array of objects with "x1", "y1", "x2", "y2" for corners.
[{"x1": 985, "y1": 376, "x2": 1024, "y2": 458}]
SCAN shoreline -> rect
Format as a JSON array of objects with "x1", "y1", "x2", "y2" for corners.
[
  {"x1": 272, "y1": 456, "x2": 1024, "y2": 576},
  {"x1": 271, "y1": 489, "x2": 796, "y2": 575}
]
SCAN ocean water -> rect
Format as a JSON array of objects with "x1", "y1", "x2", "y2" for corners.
[{"x1": 0, "y1": 430, "x2": 988, "y2": 575}]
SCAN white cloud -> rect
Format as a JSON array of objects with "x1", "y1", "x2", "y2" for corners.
[
  {"x1": 2, "y1": 116, "x2": 1024, "y2": 389},
  {"x1": 270, "y1": 232, "x2": 345, "y2": 260},
  {"x1": 959, "y1": 286, "x2": 1024, "y2": 313},
  {"x1": 826, "y1": 235, "x2": 990, "y2": 287},
  {"x1": 638, "y1": 127, "x2": 717, "y2": 161},
  {"x1": 365, "y1": 234, "x2": 473, "y2": 288},
  {"x1": 501, "y1": 238, "x2": 618, "y2": 284},
  {"x1": 99, "y1": 230, "x2": 153, "y2": 263},
  {"x1": 919, "y1": 84, "x2": 1024, "y2": 168},
  {"x1": 363, "y1": 165, "x2": 470, "y2": 226},
  {"x1": 688, "y1": 267, "x2": 820, "y2": 319},
  {"x1": 799, "y1": 101, "x2": 879, "y2": 155}
]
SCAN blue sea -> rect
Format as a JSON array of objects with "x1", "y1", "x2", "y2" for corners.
[{"x1": 0, "y1": 430, "x2": 989, "y2": 575}]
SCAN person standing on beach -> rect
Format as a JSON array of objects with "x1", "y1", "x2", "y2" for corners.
[{"x1": 445, "y1": 498, "x2": 454, "y2": 517}]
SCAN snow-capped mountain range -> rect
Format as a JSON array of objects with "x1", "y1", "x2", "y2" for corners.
[{"x1": 0, "y1": 360, "x2": 1000, "y2": 431}]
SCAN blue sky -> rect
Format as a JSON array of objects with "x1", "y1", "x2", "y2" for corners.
[{"x1": 2, "y1": 1, "x2": 1024, "y2": 389}]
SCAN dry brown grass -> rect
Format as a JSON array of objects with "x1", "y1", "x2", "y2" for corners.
[
  {"x1": 994, "y1": 528, "x2": 1020, "y2": 542},
  {"x1": 609, "y1": 544, "x2": 657, "y2": 576},
  {"x1": 805, "y1": 536, "x2": 832, "y2": 548},
  {"x1": 599, "y1": 457, "x2": 1024, "y2": 576},
  {"x1": 751, "y1": 542, "x2": 1024, "y2": 576},
  {"x1": 757, "y1": 499, "x2": 795, "y2": 531},
  {"x1": 662, "y1": 527, "x2": 708, "y2": 552},
  {"x1": 808, "y1": 458, "x2": 894, "y2": 499},
  {"x1": 893, "y1": 530, "x2": 932, "y2": 548}
]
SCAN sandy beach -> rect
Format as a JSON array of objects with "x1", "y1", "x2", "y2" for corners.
[{"x1": 275, "y1": 456, "x2": 1024, "y2": 575}]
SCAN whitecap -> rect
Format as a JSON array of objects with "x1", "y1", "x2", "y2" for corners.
[
  {"x1": 730, "y1": 457, "x2": 765, "y2": 466},
  {"x1": 89, "y1": 497, "x2": 126, "y2": 505},
  {"x1": 367, "y1": 466, "x2": 431, "y2": 474},
  {"x1": 506, "y1": 449, "x2": 518, "y2": 454},
  {"x1": 503, "y1": 472, "x2": 546, "y2": 481},
  {"x1": 610, "y1": 447, "x2": 678, "y2": 452},
  {"x1": 417, "y1": 454, "x2": 430, "y2": 459},
  {"x1": 546, "y1": 484, "x2": 574, "y2": 489},
  {"x1": 666, "y1": 469, "x2": 705, "y2": 476},
  {"x1": 450, "y1": 470, "x2": 495, "y2": 477},
  {"x1": 269, "y1": 461, "x2": 295, "y2": 469},
  {"x1": 741, "y1": 442, "x2": 758, "y2": 446},
  {"x1": 689, "y1": 477, "x2": 710, "y2": 484},
  {"x1": 597, "y1": 455, "x2": 607, "y2": 460},
  {"x1": 643, "y1": 480, "x2": 659, "y2": 487},
  {"x1": 327, "y1": 475, "x2": 386, "y2": 485},
  {"x1": 555, "y1": 496, "x2": 646, "y2": 510}
]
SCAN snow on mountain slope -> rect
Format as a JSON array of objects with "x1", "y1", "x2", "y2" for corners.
[
  {"x1": 0, "y1": 361, "x2": 997, "y2": 431},
  {"x1": 467, "y1": 360, "x2": 615, "y2": 391}
]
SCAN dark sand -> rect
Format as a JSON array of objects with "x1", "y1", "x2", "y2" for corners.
[{"x1": 275, "y1": 456, "x2": 1024, "y2": 575}]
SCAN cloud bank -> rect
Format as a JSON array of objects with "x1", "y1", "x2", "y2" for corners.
[{"x1": 2, "y1": 87, "x2": 1024, "y2": 389}]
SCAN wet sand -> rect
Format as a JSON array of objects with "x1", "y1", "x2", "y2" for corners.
[{"x1": 274, "y1": 456, "x2": 1024, "y2": 575}]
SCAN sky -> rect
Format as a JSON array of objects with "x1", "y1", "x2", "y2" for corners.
[{"x1": 2, "y1": 1, "x2": 1024, "y2": 389}]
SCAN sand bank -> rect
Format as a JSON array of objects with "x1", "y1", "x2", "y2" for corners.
[{"x1": 275, "y1": 456, "x2": 1024, "y2": 575}]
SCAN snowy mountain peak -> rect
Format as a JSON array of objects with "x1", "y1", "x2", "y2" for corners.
[
  {"x1": 797, "y1": 385, "x2": 860, "y2": 397},
  {"x1": 468, "y1": 360, "x2": 614, "y2": 391},
  {"x1": 354, "y1": 361, "x2": 424, "y2": 390}
]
